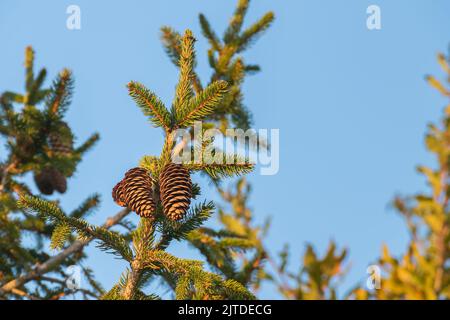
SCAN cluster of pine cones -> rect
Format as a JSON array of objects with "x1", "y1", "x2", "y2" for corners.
[
  {"x1": 34, "y1": 121, "x2": 73, "y2": 195},
  {"x1": 34, "y1": 167, "x2": 67, "y2": 195},
  {"x1": 112, "y1": 163, "x2": 192, "y2": 221}
]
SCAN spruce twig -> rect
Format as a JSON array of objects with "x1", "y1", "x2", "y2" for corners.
[{"x1": 0, "y1": 208, "x2": 130, "y2": 296}]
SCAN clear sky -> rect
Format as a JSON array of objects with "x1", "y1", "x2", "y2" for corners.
[{"x1": 1, "y1": 0, "x2": 450, "y2": 299}]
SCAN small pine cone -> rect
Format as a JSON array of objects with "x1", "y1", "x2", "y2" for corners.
[
  {"x1": 34, "y1": 168, "x2": 55, "y2": 195},
  {"x1": 34, "y1": 167, "x2": 67, "y2": 195},
  {"x1": 119, "y1": 167, "x2": 155, "y2": 217},
  {"x1": 49, "y1": 122, "x2": 73, "y2": 155},
  {"x1": 159, "y1": 163, "x2": 192, "y2": 221},
  {"x1": 112, "y1": 179, "x2": 127, "y2": 207},
  {"x1": 52, "y1": 169, "x2": 67, "y2": 194}
]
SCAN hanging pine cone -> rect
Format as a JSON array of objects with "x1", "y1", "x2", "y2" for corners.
[
  {"x1": 34, "y1": 167, "x2": 67, "y2": 195},
  {"x1": 48, "y1": 121, "x2": 73, "y2": 155},
  {"x1": 34, "y1": 168, "x2": 54, "y2": 195},
  {"x1": 112, "y1": 179, "x2": 126, "y2": 207},
  {"x1": 159, "y1": 163, "x2": 192, "y2": 221},
  {"x1": 112, "y1": 167, "x2": 155, "y2": 218},
  {"x1": 52, "y1": 169, "x2": 67, "y2": 193}
]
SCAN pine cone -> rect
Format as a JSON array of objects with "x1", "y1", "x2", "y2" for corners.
[
  {"x1": 34, "y1": 167, "x2": 67, "y2": 195},
  {"x1": 48, "y1": 121, "x2": 73, "y2": 155},
  {"x1": 112, "y1": 179, "x2": 126, "y2": 207},
  {"x1": 112, "y1": 167, "x2": 155, "y2": 218},
  {"x1": 34, "y1": 168, "x2": 54, "y2": 195},
  {"x1": 159, "y1": 163, "x2": 192, "y2": 221},
  {"x1": 52, "y1": 169, "x2": 67, "y2": 194}
]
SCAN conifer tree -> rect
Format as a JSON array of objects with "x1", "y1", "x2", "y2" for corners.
[
  {"x1": 159, "y1": 0, "x2": 275, "y2": 291},
  {"x1": 3, "y1": 0, "x2": 448, "y2": 302},
  {"x1": 1, "y1": 0, "x2": 355, "y2": 301},
  {"x1": 161, "y1": 0, "x2": 274, "y2": 132},
  {"x1": 16, "y1": 31, "x2": 251, "y2": 300},
  {"x1": 0, "y1": 47, "x2": 105, "y2": 299},
  {"x1": 351, "y1": 52, "x2": 450, "y2": 300},
  {"x1": 11, "y1": 0, "x2": 276, "y2": 298}
]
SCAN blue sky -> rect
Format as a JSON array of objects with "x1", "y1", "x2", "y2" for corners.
[{"x1": 1, "y1": 0, "x2": 450, "y2": 299}]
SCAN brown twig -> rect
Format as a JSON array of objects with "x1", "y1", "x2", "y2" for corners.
[
  {"x1": 0, "y1": 160, "x2": 17, "y2": 194},
  {"x1": 9, "y1": 287, "x2": 41, "y2": 300}
]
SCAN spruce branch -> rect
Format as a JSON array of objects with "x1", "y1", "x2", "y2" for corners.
[
  {"x1": 199, "y1": 14, "x2": 221, "y2": 51},
  {"x1": 70, "y1": 193, "x2": 101, "y2": 219},
  {"x1": 50, "y1": 223, "x2": 71, "y2": 250},
  {"x1": 127, "y1": 81, "x2": 172, "y2": 131},
  {"x1": 222, "y1": 278, "x2": 255, "y2": 300},
  {"x1": 0, "y1": 208, "x2": 130, "y2": 297},
  {"x1": 160, "y1": 26, "x2": 182, "y2": 66},
  {"x1": 18, "y1": 195, "x2": 133, "y2": 261},
  {"x1": 1, "y1": 91, "x2": 24, "y2": 104},
  {"x1": 195, "y1": 227, "x2": 248, "y2": 239},
  {"x1": 187, "y1": 230, "x2": 238, "y2": 279},
  {"x1": 176, "y1": 80, "x2": 228, "y2": 128},
  {"x1": 426, "y1": 75, "x2": 450, "y2": 97},
  {"x1": 134, "y1": 291, "x2": 161, "y2": 300},
  {"x1": 437, "y1": 53, "x2": 450, "y2": 73},
  {"x1": 237, "y1": 12, "x2": 275, "y2": 52},
  {"x1": 217, "y1": 237, "x2": 255, "y2": 250},
  {"x1": 163, "y1": 2, "x2": 274, "y2": 133},
  {"x1": 187, "y1": 156, "x2": 254, "y2": 179},
  {"x1": 81, "y1": 266, "x2": 105, "y2": 296},
  {"x1": 185, "y1": 143, "x2": 254, "y2": 179},
  {"x1": 175, "y1": 275, "x2": 192, "y2": 299},
  {"x1": 45, "y1": 69, "x2": 74, "y2": 116},
  {"x1": 27, "y1": 68, "x2": 48, "y2": 105},
  {"x1": 101, "y1": 285, "x2": 123, "y2": 300},
  {"x1": 75, "y1": 132, "x2": 100, "y2": 155},
  {"x1": 244, "y1": 64, "x2": 261, "y2": 74},
  {"x1": 173, "y1": 30, "x2": 196, "y2": 114},
  {"x1": 223, "y1": 0, "x2": 250, "y2": 44},
  {"x1": 160, "y1": 27, "x2": 203, "y2": 94},
  {"x1": 25, "y1": 46, "x2": 35, "y2": 92},
  {"x1": 203, "y1": 162, "x2": 254, "y2": 179},
  {"x1": 143, "y1": 250, "x2": 255, "y2": 299},
  {"x1": 157, "y1": 201, "x2": 214, "y2": 249}
]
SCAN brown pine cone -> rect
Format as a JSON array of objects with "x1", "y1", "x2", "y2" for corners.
[
  {"x1": 34, "y1": 167, "x2": 67, "y2": 195},
  {"x1": 112, "y1": 167, "x2": 155, "y2": 218},
  {"x1": 112, "y1": 179, "x2": 126, "y2": 207},
  {"x1": 52, "y1": 169, "x2": 67, "y2": 194},
  {"x1": 159, "y1": 163, "x2": 192, "y2": 221},
  {"x1": 48, "y1": 121, "x2": 73, "y2": 155},
  {"x1": 34, "y1": 168, "x2": 54, "y2": 195}
]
